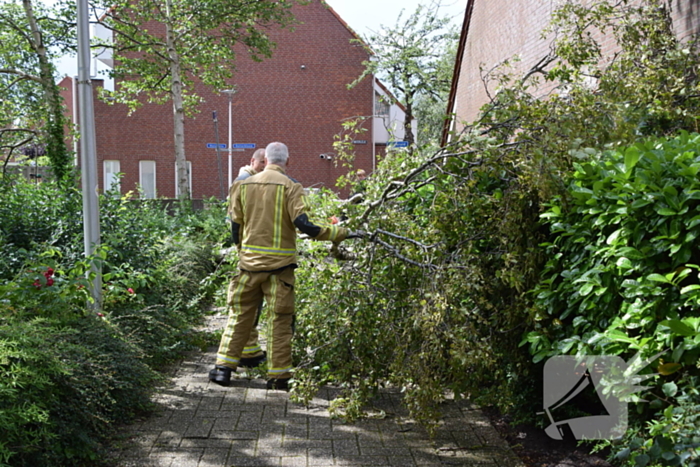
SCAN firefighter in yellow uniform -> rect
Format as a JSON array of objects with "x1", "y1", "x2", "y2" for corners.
[
  {"x1": 210, "y1": 142, "x2": 357, "y2": 390},
  {"x1": 230, "y1": 148, "x2": 267, "y2": 368}
]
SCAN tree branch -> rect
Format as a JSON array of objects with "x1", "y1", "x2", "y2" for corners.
[{"x1": 0, "y1": 68, "x2": 43, "y2": 84}]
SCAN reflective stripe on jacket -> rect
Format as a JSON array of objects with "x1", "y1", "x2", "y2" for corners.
[{"x1": 230, "y1": 164, "x2": 347, "y2": 271}]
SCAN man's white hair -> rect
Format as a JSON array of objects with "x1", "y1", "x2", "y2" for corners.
[{"x1": 266, "y1": 142, "x2": 289, "y2": 165}]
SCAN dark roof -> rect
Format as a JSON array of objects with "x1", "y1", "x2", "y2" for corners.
[{"x1": 441, "y1": 0, "x2": 475, "y2": 146}]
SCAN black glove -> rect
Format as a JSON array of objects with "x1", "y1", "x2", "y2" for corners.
[{"x1": 346, "y1": 230, "x2": 367, "y2": 239}]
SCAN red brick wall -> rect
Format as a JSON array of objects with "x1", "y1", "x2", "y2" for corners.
[
  {"x1": 65, "y1": 0, "x2": 374, "y2": 199},
  {"x1": 452, "y1": 0, "x2": 700, "y2": 127}
]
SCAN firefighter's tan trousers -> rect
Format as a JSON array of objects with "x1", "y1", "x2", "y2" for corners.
[{"x1": 216, "y1": 268, "x2": 295, "y2": 379}]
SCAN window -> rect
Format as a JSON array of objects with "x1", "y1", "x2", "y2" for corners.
[
  {"x1": 174, "y1": 161, "x2": 192, "y2": 198},
  {"x1": 139, "y1": 161, "x2": 156, "y2": 199},
  {"x1": 375, "y1": 91, "x2": 390, "y2": 118},
  {"x1": 103, "y1": 160, "x2": 120, "y2": 194}
]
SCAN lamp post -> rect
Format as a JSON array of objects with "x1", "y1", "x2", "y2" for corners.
[
  {"x1": 221, "y1": 89, "x2": 236, "y2": 188},
  {"x1": 77, "y1": 0, "x2": 101, "y2": 309}
]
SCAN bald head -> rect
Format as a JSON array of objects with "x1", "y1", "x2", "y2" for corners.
[{"x1": 250, "y1": 148, "x2": 266, "y2": 172}]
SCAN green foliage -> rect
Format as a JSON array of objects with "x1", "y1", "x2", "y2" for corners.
[
  {"x1": 93, "y1": 0, "x2": 297, "y2": 197},
  {"x1": 0, "y1": 316, "x2": 158, "y2": 467},
  {"x1": 292, "y1": 2, "x2": 700, "y2": 462},
  {"x1": 0, "y1": 180, "x2": 83, "y2": 279},
  {"x1": 349, "y1": 1, "x2": 458, "y2": 145},
  {"x1": 529, "y1": 133, "x2": 700, "y2": 465},
  {"x1": 0, "y1": 180, "x2": 227, "y2": 465},
  {"x1": 96, "y1": 0, "x2": 295, "y2": 113},
  {"x1": 0, "y1": 0, "x2": 76, "y2": 181}
]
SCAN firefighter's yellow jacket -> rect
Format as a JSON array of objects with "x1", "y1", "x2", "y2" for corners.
[{"x1": 229, "y1": 164, "x2": 347, "y2": 271}]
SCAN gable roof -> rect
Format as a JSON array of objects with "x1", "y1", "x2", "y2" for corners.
[
  {"x1": 441, "y1": 0, "x2": 475, "y2": 146},
  {"x1": 320, "y1": 0, "x2": 373, "y2": 54}
]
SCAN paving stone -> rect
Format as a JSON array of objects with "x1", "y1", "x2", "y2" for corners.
[
  {"x1": 360, "y1": 446, "x2": 413, "y2": 457},
  {"x1": 197, "y1": 447, "x2": 230, "y2": 467},
  {"x1": 106, "y1": 316, "x2": 524, "y2": 467},
  {"x1": 183, "y1": 417, "x2": 215, "y2": 438},
  {"x1": 280, "y1": 456, "x2": 307, "y2": 467},
  {"x1": 196, "y1": 395, "x2": 226, "y2": 412},
  {"x1": 387, "y1": 456, "x2": 418, "y2": 466},
  {"x1": 284, "y1": 439, "x2": 333, "y2": 451},
  {"x1": 283, "y1": 423, "x2": 309, "y2": 439},
  {"x1": 228, "y1": 456, "x2": 281, "y2": 466},
  {"x1": 229, "y1": 431, "x2": 260, "y2": 440},
  {"x1": 179, "y1": 437, "x2": 235, "y2": 448},
  {"x1": 154, "y1": 432, "x2": 182, "y2": 447},
  {"x1": 333, "y1": 438, "x2": 361, "y2": 457},
  {"x1": 128, "y1": 431, "x2": 160, "y2": 450},
  {"x1": 308, "y1": 455, "x2": 336, "y2": 466},
  {"x1": 257, "y1": 436, "x2": 285, "y2": 450},
  {"x1": 115, "y1": 459, "x2": 166, "y2": 467},
  {"x1": 150, "y1": 447, "x2": 203, "y2": 460},
  {"x1": 335, "y1": 455, "x2": 389, "y2": 465}
]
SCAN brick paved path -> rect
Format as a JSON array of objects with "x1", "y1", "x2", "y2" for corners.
[{"x1": 108, "y1": 314, "x2": 525, "y2": 467}]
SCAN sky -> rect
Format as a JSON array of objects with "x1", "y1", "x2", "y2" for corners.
[
  {"x1": 54, "y1": 0, "x2": 467, "y2": 77},
  {"x1": 324, "y1": 0, "x2": 466, "y2": 38}
]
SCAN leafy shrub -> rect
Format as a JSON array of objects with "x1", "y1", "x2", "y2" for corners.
[
  {"x1": 0, "y1": 317, "x2": 158, "y2": 467},
  {"x1": 529, "y1": 133, "x2": 700, "y2": 465},
  {"x1": 0, "y1": 180, "x2": 228, "y2": 464},
  {"x1": 0, "y1": 180, "x2": 82, "y2": 278},
  {"x1": 291, "y1": 1, "x2": 700, "y2": 455}
]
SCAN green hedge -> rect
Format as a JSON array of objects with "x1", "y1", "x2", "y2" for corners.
[
  {"x1": 0, "y1": 180, "x2": 228, "y2": 465},
  {"x1": 529, "y1": 132, "x2": 700, "y2": 466}
]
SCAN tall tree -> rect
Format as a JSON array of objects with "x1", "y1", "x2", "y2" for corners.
[
  {"x1": 349, "y1": 1, "x2": 458, "y2": 146},
  {"x1": 94, "y1": 0, "x2": 296, "y2": 199},
  {"x1": 0, "y1": 0, "x2": 75, "y2": 181}
]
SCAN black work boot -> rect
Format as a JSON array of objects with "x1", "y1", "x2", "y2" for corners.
[
  {"x1": 239, "y1": 351, "x2": 267, "y2": 368},
  {"x1": 266, "y1": 377, "x2": 291, "y2": 391},
  {"x1": 209, "y1": 366, "x2": 233, "y2": 386}
]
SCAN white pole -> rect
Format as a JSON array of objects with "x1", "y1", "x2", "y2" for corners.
[
  {"x1": 77, "y1": 0, "x2": 102, "y2": 309},
  {"x1": 72, "y1": 76, "x2": 78, "y2": 164},
  {"x1": 227, "y1": 94, "x2": 232, "y2": 188}
]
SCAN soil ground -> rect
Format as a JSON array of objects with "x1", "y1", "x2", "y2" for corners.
[{"x1": 484, "y1": 408, "x2": 614, "y2": 467}]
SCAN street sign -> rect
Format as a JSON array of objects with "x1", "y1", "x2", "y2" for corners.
[
  {"x1": 232, "y1": 143, "x2": 256, "y2": 149},
  {"x1": 353, "y1": 140, "x2": 368, "y2": 144},
  {"x1": 207, "y1": 143, "x2": 226, "y2": 149},
  {"x1": 388, "y1": 141, "x2": 409, "y2": 148}
]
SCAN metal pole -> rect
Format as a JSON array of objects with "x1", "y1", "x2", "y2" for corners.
[
  {"x1": 222, "y1": 89, "x2": 236, "y2": 188},
  {"x1": 72, "y1": 76, "x2": 78, "y2": 164},
  {"x1": 227, "y1": 94, "x2": 232, "y2": 188},
  {"x1": 77, "y1": 0, "x2": 102, "y2": 310},
  {"x1": 212, "y1": 111, "x2": 225, "y2": 199}
]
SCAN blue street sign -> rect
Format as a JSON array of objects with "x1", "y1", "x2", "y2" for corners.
[
  {"x1": 207, "y1": 143, "x2": 226, "y2": 149},
  {"x1": 233, "y1": 143, "x2": 256, "y2": 149},
  {"x1": 388, "y1": 141, "x2": 409, "y2": 148}
]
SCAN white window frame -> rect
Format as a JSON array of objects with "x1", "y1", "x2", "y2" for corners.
[
  {"x1": 174, "y1": 161, "x2": 192, "y2": 198},
  {"x1": 139, "y1": 160, "x2": 157, "y2": 199},
  {"x1": 103, "y1": 160, "x2": 121, "y2": 194},
  {"x1": 375, "y1": 91, "x2": 390, "y2": 118}
]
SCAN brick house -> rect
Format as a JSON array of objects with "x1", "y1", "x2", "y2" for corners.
[
  {"x1": 443, "y1": 0, "x2": 700, "y2": 142},
  {"x1": 59, "y1": 0, "x2": 414, "y2": 199}
]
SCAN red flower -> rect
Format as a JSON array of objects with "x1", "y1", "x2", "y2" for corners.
[
  {"x1": 33, "y1": 279, "x2": 42, "y2": 289},
  {"x1": 46, "y1": 278, "x2": 54, "y2": 287},
  {"x1": 127, "y1": 288, "x2": 135, "y2": 294},
  {"x1": 45, "y1": 267, "x2": 54, "y2": 277}
]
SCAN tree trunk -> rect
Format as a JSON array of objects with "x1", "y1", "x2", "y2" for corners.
[
  {"x1": 165, "y1": 0, "x2": 189, "y2": 200},
  {"x1": 23, "y1": 0, "x2": 54, "y2": 114},
  {"x1": 22, "y1": 0, "x2": 70, "y2": 181},
  {"x1": 403, "y1": 96, "x2": 415, "y2": 146}
]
